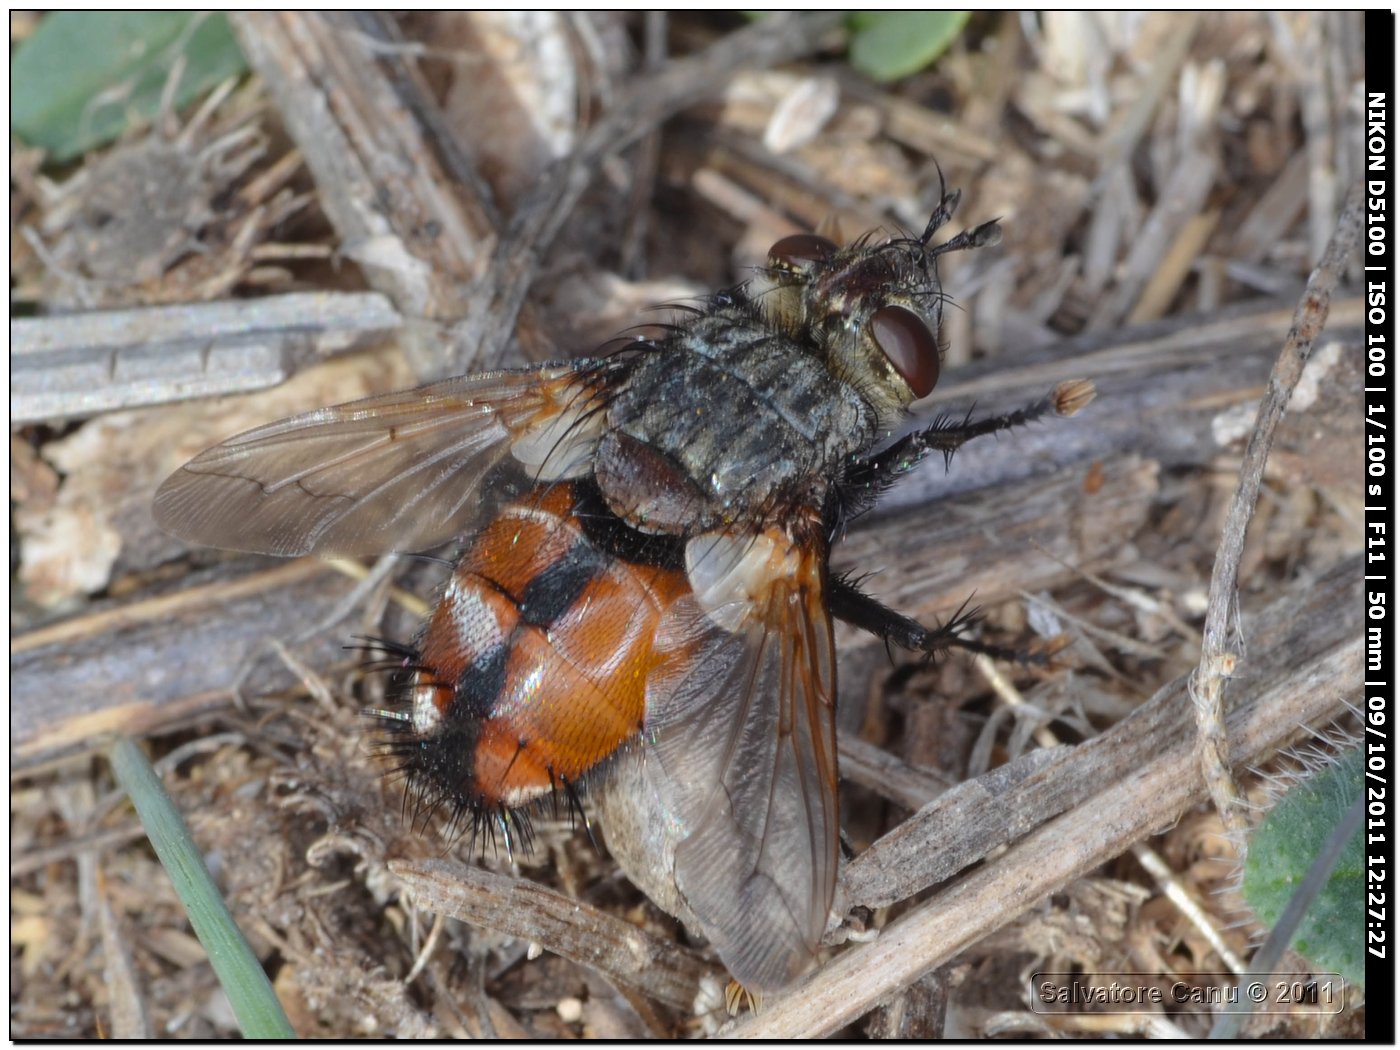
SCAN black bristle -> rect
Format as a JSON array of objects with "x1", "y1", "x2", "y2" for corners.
[{"x1": 358, "y1": 632, "x2": 594, "y2": 861}]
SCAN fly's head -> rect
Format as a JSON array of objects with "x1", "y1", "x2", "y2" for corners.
[{"x1": 751, "y1": 190, "x2": 1002, "y2": 430}]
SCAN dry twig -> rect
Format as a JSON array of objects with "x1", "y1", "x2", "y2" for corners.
[
  {"x1": 10, "y1": 291, "x2": 399, "y2": 424},
  {"x1": 390, "y1": 859, "x2": 712, "y2": 1011},
  {"x1": 1189, "y1": 183, "x2": 1364, "y2": 840}
]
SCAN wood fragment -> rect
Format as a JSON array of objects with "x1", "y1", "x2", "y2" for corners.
[
  {"x1": 10, "y1": 291, "x2": 400, "y2": 424},
  {"x1": 389, "y1": 858, "x2": 712, "y2": 1011},
  {"x1": 10, "y1": 560, "x2": 355, "y2": 770},
  {"x1": 1091, "y1": 17, "x2": 1201, "y2": 186},
  {"x1": 95, "y1": 867, "x2": 151, "y2": 1039},
  {"x1": 617, "y1": 12, "x2": 670, "y2": 279},
  {"x1": 1130, "y1": 843, "x2": 1246, "y2": 975},
  {"x1": 11, "y1": 825, "x2": 149, "y2": 879},
  {"x1": 1086, "y1": 143, "x2": 1219, "y2": 331},
  {"x1": 862, "y1": 969, "x2": 948, "y2": 1040},
  {"x1": 230, "y1": 13, "x2": 500, "y2": 377},
  {"x1": 837, "y1": 734, "x2": 949, "y2": 811},
  {"x1": 1125, "y1": 208, "x2": 1221, "y2": 325},
  {"x1": 1189, "y1": 182, "x2": 1364, "y2": 840},
  {"x1": 1234, "y1": 151, "x2": 1310, "y2": 263},
  {"x1": 845, "y1": 78, "x2": 1001, "y2": 166}
]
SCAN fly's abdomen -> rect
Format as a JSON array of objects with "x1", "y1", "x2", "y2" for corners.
[{"x1": 389, "y1": 484, "x2": 691, "y2": 812}]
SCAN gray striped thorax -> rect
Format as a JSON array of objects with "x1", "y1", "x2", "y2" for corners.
[{"x1": 595, "y1": 303, "x2": 878, "y2": 536}]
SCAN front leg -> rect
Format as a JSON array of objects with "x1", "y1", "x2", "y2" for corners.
[{"x1": 838, "y1": 379, "x2": 1094, "y2": 521}]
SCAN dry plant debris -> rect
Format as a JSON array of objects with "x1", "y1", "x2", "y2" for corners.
[
  {"x1": 11, "y1": 11, "x2": 1366, "y2": 1039},
  {"x1": 14, "y1": 78, "x2": 319, "y2": 310}
]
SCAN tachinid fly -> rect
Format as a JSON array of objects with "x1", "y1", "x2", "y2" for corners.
[{"x1": 154, "y1": 185, "x2": 1094, "y2": 991}]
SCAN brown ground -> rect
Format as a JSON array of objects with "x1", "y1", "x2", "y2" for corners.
[{"x1": 11, "y1": 12, "x2": 1367, "y2": 1039}]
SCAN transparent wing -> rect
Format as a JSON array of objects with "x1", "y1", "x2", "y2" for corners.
[
  {"x1": 153, "y1": 362, "x2": 618, "y2": 556},
  {"x1": 645, "y1": 528, "x2": 839, "y2": 990}
]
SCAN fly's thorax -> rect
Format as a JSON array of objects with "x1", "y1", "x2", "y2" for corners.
[{"x1": 595, "y1": 307, "x2": 878, "y2": 535}]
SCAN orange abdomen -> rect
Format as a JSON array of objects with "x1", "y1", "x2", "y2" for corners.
[{"x1": 398, "y1": 484, "x2": 691, "y2": 815}]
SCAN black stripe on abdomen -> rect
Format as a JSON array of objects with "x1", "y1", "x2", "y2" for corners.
[{"x1": 516, "y1": 537, "x2": 609, "y2": 629}]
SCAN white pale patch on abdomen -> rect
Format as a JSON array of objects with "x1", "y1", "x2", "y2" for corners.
[
  {"x1": 411, "y1": 681, "x2": 443, "y2": 735},
  {"x1": 444, "y1": 575, "x2": 508, "y2": 651},
  {"x1": 413, "y1": 575, "x2": 510, "y2": 735}
]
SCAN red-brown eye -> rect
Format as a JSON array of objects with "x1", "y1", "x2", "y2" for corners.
[
  {"x1": 869, "y1": 305, "x2": 939, "y2": 398},
  {"x1": 768, "y1": 233, "x2": 837, "y2": 271}
]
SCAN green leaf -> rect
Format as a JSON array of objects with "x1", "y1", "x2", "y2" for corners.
[
  {"x1": 11, "y1": 12, "x2": 247, "y2": 162},
  {"x1": 1241, "y1": 747, "x2": 1365, "y2": 986},
  {"x1": 108, "y1": 736, "x2": 295, "y2": 1038},
  {"x1": 848, "y1": 11, "x2": 970, "y2": 83}
]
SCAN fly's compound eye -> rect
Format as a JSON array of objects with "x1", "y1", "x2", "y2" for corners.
[
  {"x1": 869, "y1": 305, "x2": 940, "y2": 399},
  {"x1": 767, "y1": 232, "x2": 838, "y2": 275}
]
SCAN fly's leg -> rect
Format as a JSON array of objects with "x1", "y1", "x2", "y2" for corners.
[
  {"x1": 828, "y1": 575, "x2": 1044, "y2": 665},
  {"x1": 838, "y1": 379, "x2": 1094, "y2": 520}
]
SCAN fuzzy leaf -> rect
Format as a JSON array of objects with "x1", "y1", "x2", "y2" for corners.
[
  {"x1": 849, "y1": 12, "x2": 970, "y2": 83},
  {"x1": 11, "y1": 12, "x2": 247, "y2": 162},
  {"x1": 1241, "y1": 747, "x2": 1364, "y2": 986}
]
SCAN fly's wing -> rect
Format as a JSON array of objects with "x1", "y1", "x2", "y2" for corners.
[
  {"x1": 153, "y1": 362, "x2": 619, "y2": 557},
  {"x1": 645, "y1": 527, "x2": 839, "y2": 991}
]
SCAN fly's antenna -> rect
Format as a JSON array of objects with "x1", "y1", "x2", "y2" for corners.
[
  {"x1": 930, "y1": 217, "x2": 1003, "y2": 259},
  {"x1": 920, "y1": 161, "x2": 1002, "y2": 259},
  {"x1": 919, "y1": 160, "x2": 961, "y2": 245}
]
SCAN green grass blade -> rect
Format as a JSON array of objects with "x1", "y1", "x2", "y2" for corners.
[{"x1": 107, "y1": 736, "x2": 295, "y2": 1038}]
